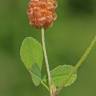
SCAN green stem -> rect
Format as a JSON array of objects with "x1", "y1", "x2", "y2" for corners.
[
  {"x1": 58, "y1": 35, "x2": 96, "y2": 93},
  {"x1": 41, "y1": 28, "x2": 52, "y2": 96},
  {"x1": 75, "y1": 35, "x2": 96, "y2": 70},
  {"x1": 30, "y1": 71, "x2": 49, "y2": 91},
  {"x1": 41, "y1": 80, "x2": 49, "y2": 91}
]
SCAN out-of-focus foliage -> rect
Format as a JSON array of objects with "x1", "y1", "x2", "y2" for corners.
[{"x1": 0, "y1": 0, "x2": 96, "y2": 96}]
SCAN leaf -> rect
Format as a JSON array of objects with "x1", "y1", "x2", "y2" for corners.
[
  {"x1": 20, "y1": 37, "x2": 43, "y2": 86},
  {"x1": 30, "y1": 64, "x2": 41, "y2": 86},
  {"x1": 51, "y1": 65, "x2": 77, "y2": 88}
]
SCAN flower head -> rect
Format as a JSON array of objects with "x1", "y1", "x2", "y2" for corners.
[{"x1": 27, "y1": 0, "x2": 57, "y2": 28}]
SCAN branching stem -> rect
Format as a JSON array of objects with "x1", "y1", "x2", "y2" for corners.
[
  {"x1": 58, "y1": 35, "x2": 96, "y2": 93},
  {"x1": 75, "y1": 35, "x2": 96, "y2": 70}
]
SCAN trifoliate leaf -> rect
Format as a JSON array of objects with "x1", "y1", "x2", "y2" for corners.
[
  {"x1": 51, "y1": 65, "x2": 77, "y2": 88},
  {"x1": 20, "y1": 37, "x2": 43, "y2": 86}
]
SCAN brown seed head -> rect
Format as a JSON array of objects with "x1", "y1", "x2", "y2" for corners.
[{"x1": 27, "y1": 0, "x2": 57, "y2": 28}]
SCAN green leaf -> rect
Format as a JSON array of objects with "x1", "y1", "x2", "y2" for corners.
[
  {"x1": 51, "y1": 65, "x2": 77, "y2": 88},
  {"x1": 20, "y1": 37, "x2": 43, "y2": 86},
  {"x1": 30, "y1": 64, "x2": 41, "y2": 86}
]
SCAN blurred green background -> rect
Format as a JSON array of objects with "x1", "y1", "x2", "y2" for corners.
[{"x1": 0, "y1": 0, "x2": 96, "y2": 96}]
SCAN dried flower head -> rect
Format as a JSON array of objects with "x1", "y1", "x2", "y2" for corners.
[{"x1": 27, "y1": 0, "x2": 57, "y2": 28}]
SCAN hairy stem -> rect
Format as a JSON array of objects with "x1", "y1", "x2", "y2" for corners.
[
  {"x1": 41, "y1": 28, "x2": 52, "y2": 96},
  {"x1": 75, "y1": 35, "x2": 96, "y2": 70}
]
